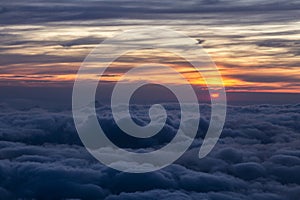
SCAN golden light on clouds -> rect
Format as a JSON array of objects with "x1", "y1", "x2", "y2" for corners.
[{"x1": 0, "y1": 19, "x2": 299, "y2": 93}]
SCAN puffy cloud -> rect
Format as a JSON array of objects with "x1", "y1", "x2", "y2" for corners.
[
  {"x1": 0, "y1": 103, "x2": 299, "y2": 199},
  {"x1": 231, "y1": 162, "x2": 266, "y2": 181}
]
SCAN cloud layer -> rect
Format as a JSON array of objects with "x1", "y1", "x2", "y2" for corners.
[
  {"x1": 0, "y1": 103, "x2": 299, "y2": 199},
  {"x1": 0, "y1": 0, "x2": 299, "y2": 92}
]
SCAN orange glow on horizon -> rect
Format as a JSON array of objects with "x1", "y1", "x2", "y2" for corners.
[{"x1": 211, "y1": 93, "x2": 220, "y2": 98}]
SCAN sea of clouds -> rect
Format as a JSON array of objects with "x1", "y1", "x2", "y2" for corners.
[{"x1": 0, "y1": 103, "x2": 299, "y2": 199}]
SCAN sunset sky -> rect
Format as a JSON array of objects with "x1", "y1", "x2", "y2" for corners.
[{"x1": 0, "y1": 0, "x2": 299, "y2": 104}]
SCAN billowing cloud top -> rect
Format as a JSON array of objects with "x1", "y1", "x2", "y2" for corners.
[{"x1": 0, "y1": 103, "x2": 299, "y2": 199}]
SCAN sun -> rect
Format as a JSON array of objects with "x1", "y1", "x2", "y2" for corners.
[{"x1": 211, "y1": 93, "x2": 220, "y2": 99}]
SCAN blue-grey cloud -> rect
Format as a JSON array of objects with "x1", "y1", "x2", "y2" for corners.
[
  {"x1": 0, "y1": 103, "x2": 299, "y2": 199},
  {"x1": 1, "y1": 0, "x2": 300, "y2": 25}
]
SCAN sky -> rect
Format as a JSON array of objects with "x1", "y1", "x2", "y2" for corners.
[{"x1": 0, "y1": 0, "x2": 300, "y2": 105}]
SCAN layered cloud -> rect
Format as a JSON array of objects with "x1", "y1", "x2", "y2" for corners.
[
  {"x1": 0, "y1": 0, "x2": 299, "y2": 25},
  {"x1": 0, "y1": 0, "x2": 299, "y2": 92},
  {"x1": 0, "y1": 103, "x2": 299, "y2": 199}
]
